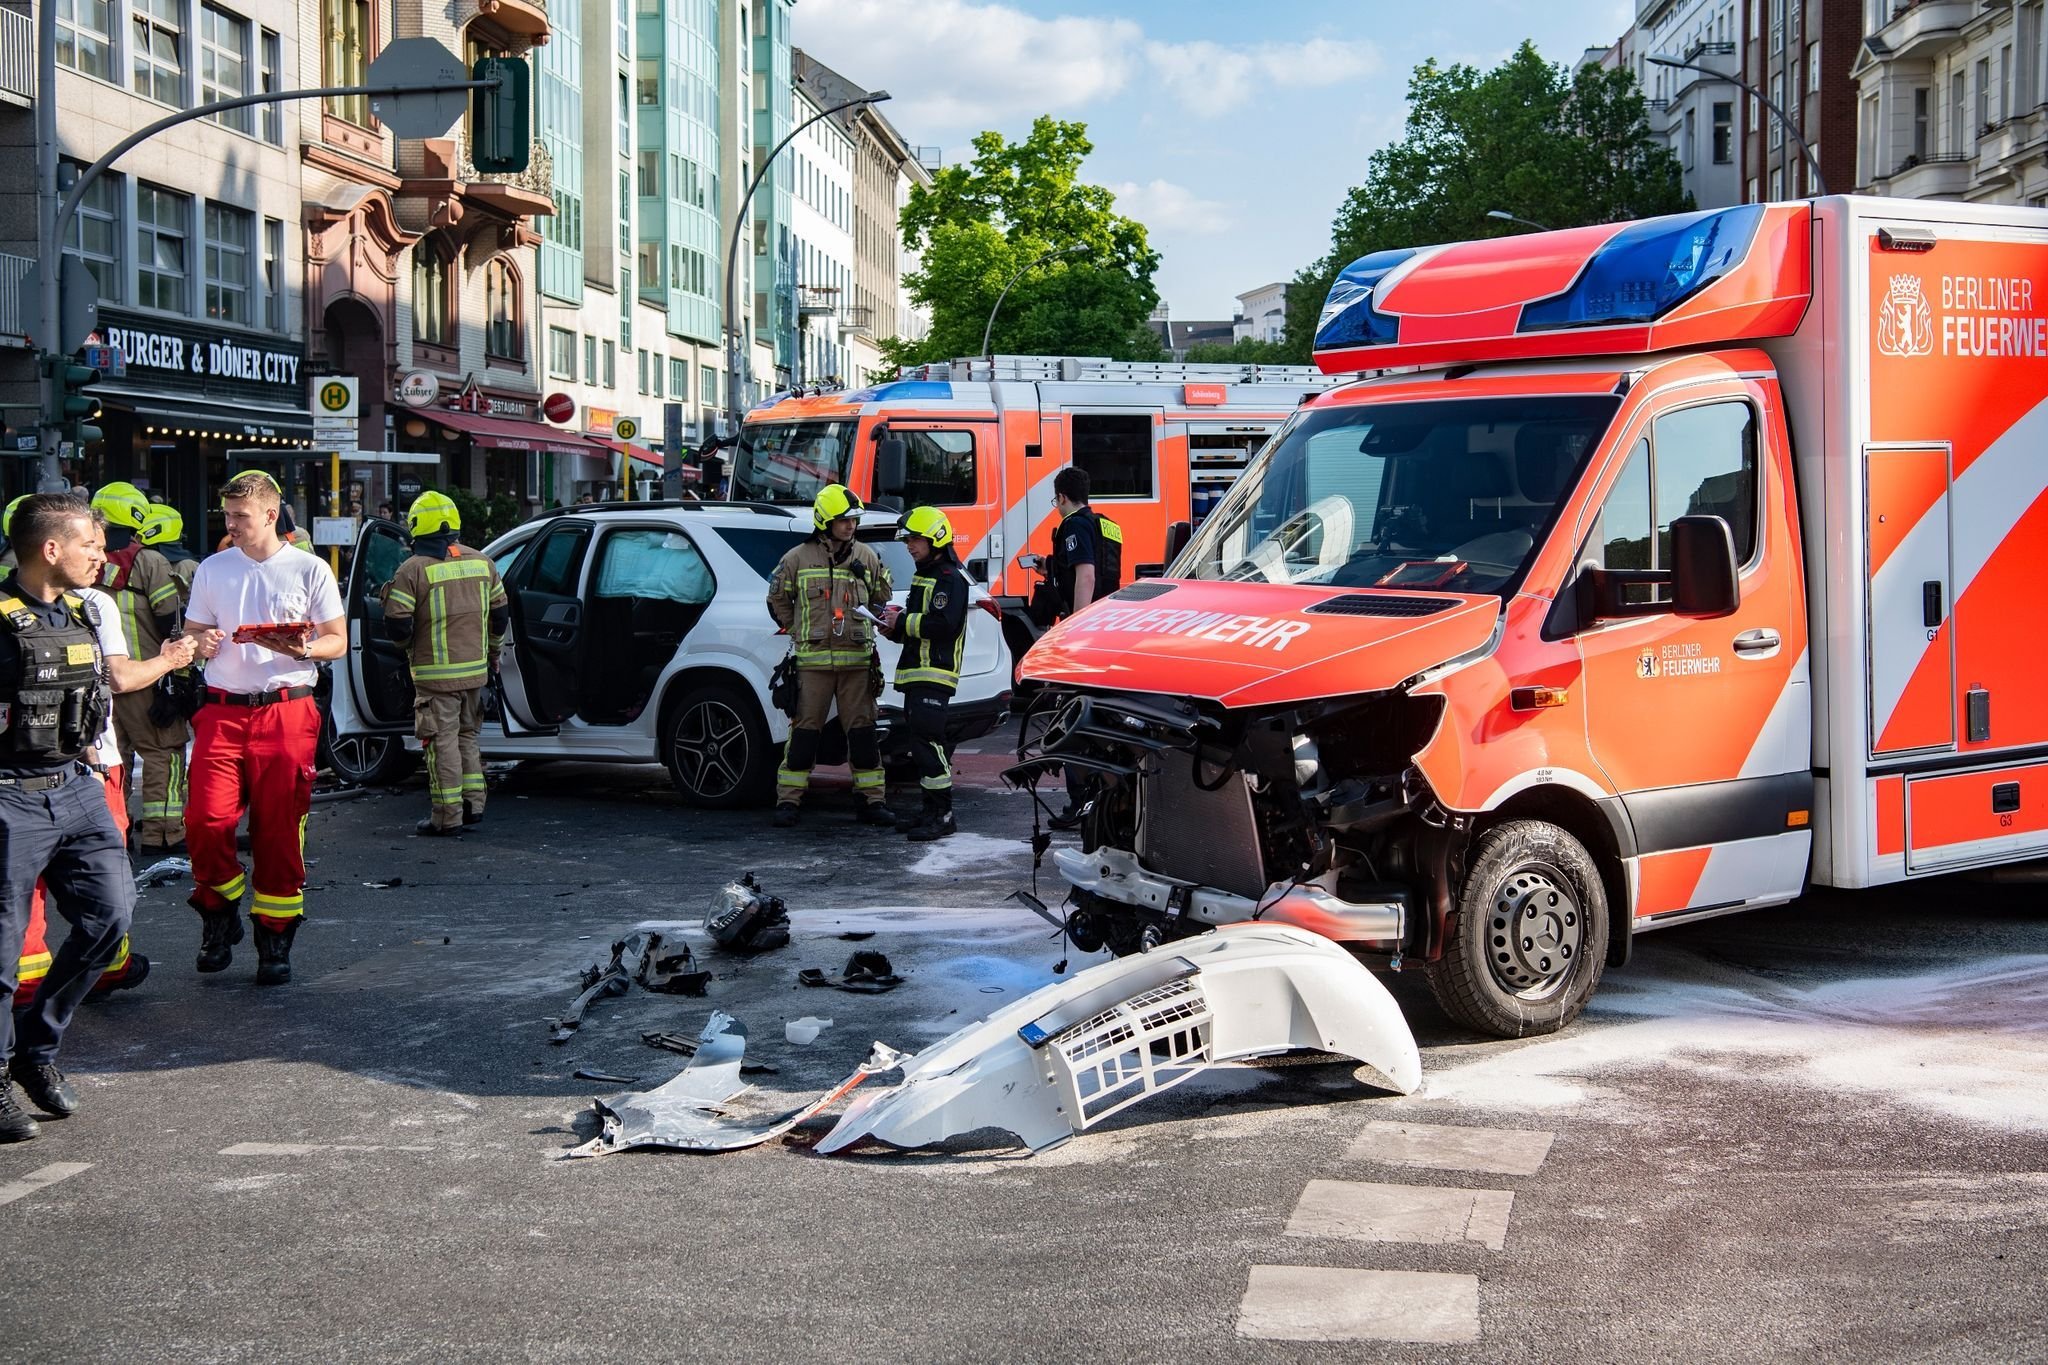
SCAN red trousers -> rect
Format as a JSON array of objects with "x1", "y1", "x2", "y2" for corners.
[
  {"x1": 14, "y1": 766, "x2": 141, "y2": 1004},
  {"x1": 185, "y1": 696, "x2": 319, "y2": 924}
]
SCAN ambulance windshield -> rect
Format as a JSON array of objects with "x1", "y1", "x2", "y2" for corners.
[
  {"x1": 1179, "y1": 395, "x2": 1620, "y2": 596},
  {"x1": 731, "y1": 419, "x2": 859, "y2": 502}
]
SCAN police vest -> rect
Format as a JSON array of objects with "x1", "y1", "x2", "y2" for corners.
[
  {"x1": 1050, "y1": 508, "x2": 1124, "y2": 610},
  {"x1": 0, "y1": 592, "x2": 111, "y2": 763}
]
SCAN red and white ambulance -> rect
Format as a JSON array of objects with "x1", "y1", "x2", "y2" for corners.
[
  {"x1": 730, "y1": 356, "x2": 1337, "y2": 660},
  {"x1": 1013, "y1": 196, "x2": 2048, "y2": 1037}
]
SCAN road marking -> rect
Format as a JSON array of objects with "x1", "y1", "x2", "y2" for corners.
[
  {"x1": 0, "y1": 1162, "x2": 92, "y2": 1208},
  {"x1": 220, "y1": 1142, "x2": 434, "y2": 1157},
  {"x1": 1345, "y1": 1120, "x2": 1555, "y2": 1176},
  {"x1": 1285, "y1": 1178, "x2": 1516, "y2": 1251},
  {"x1": 1236, "y1": 1265, "x2": 1480, "y2": 1344}
]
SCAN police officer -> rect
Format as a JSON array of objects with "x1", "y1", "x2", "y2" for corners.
[
  {"x1": 880, "y1": 507, "x2": 968, "y2": 842},
  {"x1": 765, "y1": 484, "x2": 893, "y2": 827},
  {"x1": 380, "y1": 491, "x2": 508, "y2": 836},
  {"x1": 1040, "y1": 466, "x2": 1122, "y2": 829},
  {"x1": 0, "y1": 493, "x2": 137, "y2": 1141},
  {"x1": 93, "y1": 482, "x2": 187, "y2": 851}
]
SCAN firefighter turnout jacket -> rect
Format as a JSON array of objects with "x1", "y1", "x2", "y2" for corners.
[
  {"x1": 101, "y1": 540, "x2": 181, "y2": 659},
  {"x1": 766, "y1": 536, "x2": 893, "y2": 669},
  {"x1": 894, "y1": 552, "x2": 969, "y2": 692},
  {"x1": 382, "y1": 543, "x2": 509, "y2": 691}
]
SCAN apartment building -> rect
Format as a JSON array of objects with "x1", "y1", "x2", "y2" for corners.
[
  {"x1": 1635, "y1": 0, "x2": 1744, "y2": 210},
  {"x1": 1854, "y1": 0, "x2": 2048, "y2": 206},
  {"x1": 1739, "y1": 0, "x2": 1858, "y2": 200},
  {"x1": 789, "y1": 80, "x2": 854, "y2": 388}
]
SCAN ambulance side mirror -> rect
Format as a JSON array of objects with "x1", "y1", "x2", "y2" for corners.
[
  {"x1": 1163, "y1": 519, "x2": 1193, "y2": 564},
  {"x1": 1670, "y1": 515, "x2": 1740, "y2": 619},
  {"x1": 875, "y1": 436, "x2": 907, "y2": 499}
]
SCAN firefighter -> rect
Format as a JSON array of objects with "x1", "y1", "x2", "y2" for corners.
[
  {"x1": 92, "y1": 482, "x2": 188, "y2": 851},
  {"x1": 880, "y1": 506, "x2": 968, "y2": 842},
  {"x1": 0, "y1": 495, "x2": 137, "y2": 1140},
  {"x1": 1040, "y1": 466, "x2": 1123, "y2": 829},
  {"x1": 141, "y1": 502, "x2": 200, "y2": 606},
  {"x1": 379, "y1": 491, "x2": 507, "y2": 836},
  {"x1": 0, "y1": 494, "x2": 25, "y2": 571},
  {"x1": 765, "y1": 483, "x2": 893, "y2": 827}
]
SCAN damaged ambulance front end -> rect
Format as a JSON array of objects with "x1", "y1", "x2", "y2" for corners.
[{"x1": 1011, "y1": 386, "x2": 1625, "y2": 1038}]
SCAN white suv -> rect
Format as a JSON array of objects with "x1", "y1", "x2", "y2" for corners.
[{"x1": 324, "y1": 502, "x2": 1013, "y2": 806}]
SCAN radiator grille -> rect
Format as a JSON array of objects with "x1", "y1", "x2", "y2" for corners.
[
  {"x1": 1137, "y1": 753, "x2": 1266, "y2": 898},
  {"x1": 1110, "y1": 582, "x2": 1176, "y2": 601},
  {"x1": 1306, "y1": 593, "x2": 1454, "y2": 617}
]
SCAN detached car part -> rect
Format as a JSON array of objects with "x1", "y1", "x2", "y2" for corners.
[
  {"x1": 704, "y1": 873, "x2": 792, "y2": 954},
  {"x1": 817, "y1": 922, "x2": 1420, "y2": 1156}
]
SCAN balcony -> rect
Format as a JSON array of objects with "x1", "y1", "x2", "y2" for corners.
[
  {"x1": 0, "y1": 7, "x2": 31, "y2": 107},
  {"x1": 1681, "y1": 39, "x2": 1735, "y2": 63},
  {"x1": 457, "y1": 136, "x2": 555, "y2": 217},
  {"x1": 0, "y1": 253, "x2": 31, "y2": 345},
  {"x1": 1882, "y1": 151, "x2": 1971, "y2": 199},
  {"x1": 798, "y1": 285, "x2": 841, "y2": 317},
  {"x1": 1872, "y1": 0, "x2": 1974, "y2": 62},
  {"x1": 457, "y1": 0, "x2": 550, "y2": 43},
  {"x1": 838, "y1": 304, "x2": 873, "y2": 337}
]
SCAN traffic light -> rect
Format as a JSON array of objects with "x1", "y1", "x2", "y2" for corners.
[
  {"x1": 45, "y1": 358, "x2": 102, "y2": 449},
  {"x1": 470, "y1": 57, "x2": 530, "y2": 173}
]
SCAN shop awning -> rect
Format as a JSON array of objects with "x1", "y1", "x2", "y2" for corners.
[
  {"x1": 99, "y1": 388, "x2": 314, "y2": 438},
  {"x1": 591, "y1": 436, "x2": 667, "y2": 468},
  {"x1": 429, "y1": 409, "x2": 611, "y2": 457}
]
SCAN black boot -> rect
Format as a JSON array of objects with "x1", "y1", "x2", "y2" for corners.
[
  {"x1": 893, "y1": 796, "x2": 929, "y2": 834},
  {"x1": 772, "y1": 803, "x2": 799, "y2": 828},
  {"x1": 907, "y1": 792, "x2": 957, "y2": 843},
  {"x1": 196, "y1": 908, "x2": 243, "y2": 973},
  {"x1": 415, "y1": 817, "x2": 464, "y2": 837},
  {"x1": 855, "y1": 800, "x2": 895, "y2": 826},
  {"x1": 251, "y1": 917, "x2": 300, "y2": 987},
  {"x1": 0, "y1": 1082, "x2": 38, "y2": 1143},
  {"x1": 105, "y1": 954, "x2": 150, "y2": 993}
]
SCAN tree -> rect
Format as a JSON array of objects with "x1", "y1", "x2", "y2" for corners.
[
  {"x1": 882, "y1": 117, "x2": 1164, "y2": 367},
  {"x1": 1279, "y1": 42, "x2": 1691, "y2": 361}
]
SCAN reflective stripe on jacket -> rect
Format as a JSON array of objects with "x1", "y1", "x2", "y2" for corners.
[
  {"x1": 766, "y1": 536, "x2": 892, "y2": 669},
  {"x1": 383, "y1": 545, "x2": 507, "y2": 691},
  {"x1": 895, "y1": 557, "x2": 968, "y2": 691}
]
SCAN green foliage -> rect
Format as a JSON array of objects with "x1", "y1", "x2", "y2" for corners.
[
  {"x1": 1181, "y1": 336, "x2": 1294, "y2": 365},
  {"x1": 882, "y1": 117, "x2": 1164, "y2": 367},
  {"x1": 447, "y1": 488, "x2": 521, "y2": 545},
  {"x1": 1279, "y1": 42, "x2": 1691, "y2": 362}
]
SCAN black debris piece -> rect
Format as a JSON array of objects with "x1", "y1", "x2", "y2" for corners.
[
  {"x1": 797, "y1": 949, "x2": 904, "y2": 994},
  {"x1": 703, "y1": 873, "x2": 791, "y2": 954},
  {"x1": 573, "y1": 1069, "x2": 639, "y2": 1085},
  {"x1": 641, "y1": 1030, "x2": 778, "y2": 1074},
  {"x1": 837, "y1": 931, "x2": 876, "y2": 941}
]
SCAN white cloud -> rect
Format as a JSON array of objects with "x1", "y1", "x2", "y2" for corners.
[
  {"x1": 1106, "y1": 179, "x2": 1235, "y2": 236},
  {"x1": 793, "y1": 0, "x2": 1141, "y2": 135},
  {"x1": 1143, "y1": 36, "x2": 1382, "y2": 115}
]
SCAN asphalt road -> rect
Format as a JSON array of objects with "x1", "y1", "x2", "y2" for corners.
[{"x1": 5, "y1": 736, "x2": 2045, "y2": 1362}]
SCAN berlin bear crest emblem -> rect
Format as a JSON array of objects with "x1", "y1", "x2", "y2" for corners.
[{"x1": 1877, "y1": 274, "x2": 1934, "y2": 358}]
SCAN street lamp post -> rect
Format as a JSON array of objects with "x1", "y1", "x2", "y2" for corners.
[
  {"x1": 1646, "y1": 54, "x2": 1825, "y2": 197},
  {"x1": 1485, "y1": 209, "x2": 1551, "y2": 233},
  {"x1": 722, "y1": 90, "x2": 890, "y2": 443},
  {"x1": 979, "y1": 243, "x2": 1089, "y2": 358}
]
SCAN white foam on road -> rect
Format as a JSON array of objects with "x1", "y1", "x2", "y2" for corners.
[
  {"x1": 1236, "y1": 1265, "x2": 1480, "y2": 1344},
  {"x1": 907, "y1": 833, "x2": 1029, "y2": 877},
  {"x1": 1286, "y1": 1179, "x2": 1516, "y2": 1250},
  {"x1": 0, "y1": 1162, "x2": 91, "y2": 1208},
  {"x1": 1424, "y1": 952, "x2": 2048, "y2": 1132}
]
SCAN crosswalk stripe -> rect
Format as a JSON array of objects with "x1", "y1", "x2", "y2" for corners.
[
  {"x1": 1236, "y1": 1264, "x2": 1480, "y2": 1343},
  {"x1": 1345, "y1": 1119, "x2": 1556, "y2": 1176},
  {"x1": 0, "y1": 1162, "x2": 92, "y2": 1208},
  {"x1": 1285, "y1": 1178, "x2": 1515, "y2": 1251}
]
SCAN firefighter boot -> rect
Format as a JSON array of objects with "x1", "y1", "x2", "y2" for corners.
[
  {"x1": 196, "y1": 907, "x2": 244, "y2": 973},
  {"x1": 893, "y1": 795, "x2": 929, "y2": 834},
  {"x1": 906, "y1": 790, "x2": 956, "y2": 843},
  {"x1": 855, "y1": 800, "x2": 895, "y2": 826},
  {"x1": 251, "y1": 916, "x2": 300, "y2": 987}
]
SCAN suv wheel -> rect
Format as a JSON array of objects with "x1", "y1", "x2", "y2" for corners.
[
  {"x1": 319, "y1": 706, "x2": 418, "y2": 787},
  {"x1": 662, "y1": 682, "x2": 775, "y2": 808}
]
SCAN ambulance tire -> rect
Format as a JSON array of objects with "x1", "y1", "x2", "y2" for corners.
[{"x1": 1427, "y1": 819, "x2": 1608, "y2": 1039}]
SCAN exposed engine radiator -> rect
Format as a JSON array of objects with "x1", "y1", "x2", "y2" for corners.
[{"x1": 1136, "y1": 753, "x2": 1267, "y2": 898}]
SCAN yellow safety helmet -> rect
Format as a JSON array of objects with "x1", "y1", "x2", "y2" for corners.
[
  {"x1": 2, "y1": 494, "x2": 28, "y2": 537},
  {"x1": 140, "y1": 502, "x2": 184, "y2": 546},
  {"x1": 91, "y1": 480, "x2": 151, "y2": 530},
  {"x1": 896, "y1": 505, "x2": 954, "y2": 550},
  {"x1": 407, "y1": 489, "x2": 461, "y2": 538},
  {"x1": 813, "y1": 483, "x2": 863, "y2": 531}
]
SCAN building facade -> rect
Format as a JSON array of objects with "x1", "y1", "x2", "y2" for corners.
[
  {"x1": 1233, "y1": 283, "x2": 1287, "y2": 344},
  {"x1": 1738, "y1": 0, "x2": 1857, "y2": 201},
  {"x1": 1853, "y1": 0, "x2": 2048, "y2": 206},
  {"x1": 788, "y1": 82, "x2": 854, "y2": 388},
  {"x1": 1635, "y1": 0, "x2": 1744, "y2": 210}
]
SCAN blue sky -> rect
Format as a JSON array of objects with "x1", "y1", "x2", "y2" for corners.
[{"x1": 794, "y1": 0, "x2": 1636, "y2": 324}]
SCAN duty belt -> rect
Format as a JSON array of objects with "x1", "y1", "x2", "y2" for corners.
[
  {"x1": 205, "y1": 685, "x2": 316, "y2": 708},
  {"x1": 0, "y1": 765, "x2": 80, "y2": 791}
]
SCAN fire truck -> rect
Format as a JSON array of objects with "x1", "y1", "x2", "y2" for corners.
[
  {"x1": 1013, "y1": 196, "x2": 2048, "y2": 1038},
  {"x1": 730, "y1": 356, "x2": 1339, "y2": 661}
]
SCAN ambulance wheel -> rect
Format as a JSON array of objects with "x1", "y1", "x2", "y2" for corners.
[
  {"x1": 662, "y1": 682, "x2": 775, "y2": 809},
  {"x1": 1426, "y1": 819, "x2": 1608, "y2": 1039}
]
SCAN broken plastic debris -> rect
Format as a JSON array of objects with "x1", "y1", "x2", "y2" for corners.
[
  {"x1": 566, "y1": 1012, "x2": 904, "y2": 1156},
  {"x1": 816, "y1": 922, "x2": 1421, "y2": 1156},
  {"x1": 642, "y1": 1031, "x2": 777, "y2": 1074},
  {"x1": 797, "y1": 950, "x2": 904, "y2": 994},
  {"x1": 703, "y1": 873, "x2": 791, "y2": 954},
  {"x1": 549, "y1": 930, "x2": 708, "y2": 1042},
  {"x1": 785, "y1": 1016, "x2": 833, "y2": 1045},
  {"x1": 573, "y1": 1068, "x2": 638, "y2": 1085},
  {"x1": 135, "y1": 856, "x2": 191, "y2": 889},
  {"x1": 363, "y1": 877, "x2": 404, "y2": 890}
]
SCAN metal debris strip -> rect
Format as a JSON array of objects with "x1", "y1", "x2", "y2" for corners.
[
  {"x1": 566, "y1": 1012, "x2": 907, "y2": 1157},
  {"x1": 547, "y1": 930, "x2": 705, "y2": 1044},
  {"x1": 135, "y1": 856, "x2": 192, "y2": 889},
  {"x1": 642, "y1": 1030, "x2": 778, "y2": 1074}
]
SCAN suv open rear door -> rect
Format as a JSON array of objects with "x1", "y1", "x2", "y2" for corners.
[
  {"x1": 342, "y1": 517, "x2": 416, "y2": 734},
  {"x1": 498, "y1": 518, "x2": 592, "y2": 732}
]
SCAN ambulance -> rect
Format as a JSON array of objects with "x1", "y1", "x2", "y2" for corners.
[
  {"x1": 730, "y1": 355, "x2": 1338, "y2": 661},
  {"x1": 1013, "y1": 196, "x2": 2048, "y2": 1038}
]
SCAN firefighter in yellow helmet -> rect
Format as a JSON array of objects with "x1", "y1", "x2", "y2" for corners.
[
  {"x1": 92, "y1": 481, "x2": 189, "y2": 850},
  {"x1": 878, "y1": 506, "x2": 968, "y2": 842},
  {"x1": 379, "y1": 491, "x2": 508, "y2": 835},
  {"x1": 764, "y1": 483, "x2": 893, "y2": 826},
  {"x1": 140, "y1": 502, "x2": 199, "y2": 607},
  {"x1": 0, "y1": 495, "x2": 28, "y2": 570}
]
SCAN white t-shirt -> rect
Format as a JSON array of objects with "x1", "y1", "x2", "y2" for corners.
[
  {"x1": 187, "y1": 545, "x2": 344, "y2": 694},
  {"x1": 80, "y1": 586, "x2": 123, "y2": 764}
]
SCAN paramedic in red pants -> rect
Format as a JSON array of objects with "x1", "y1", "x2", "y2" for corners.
[{"x1": 181, "y1": 472, "x2": 345, "y2": 986}]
